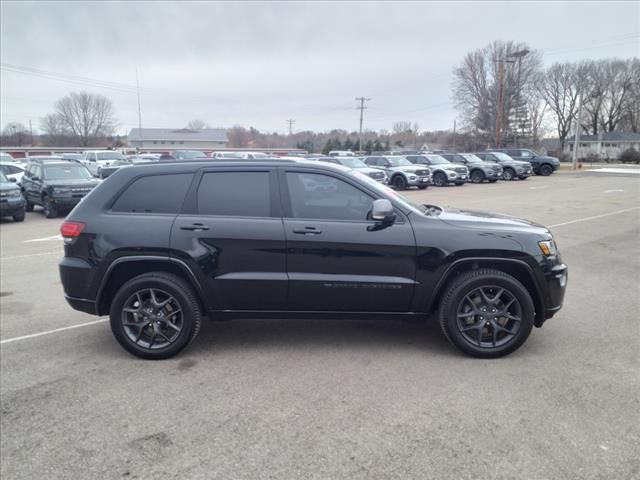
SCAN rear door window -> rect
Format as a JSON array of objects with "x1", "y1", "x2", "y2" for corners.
[
  {"x1": 197, "y1": 171, "x2": 271, "y2": 217},
  {"x1": 112, "y1": 174, "x2": 193, "y2": 213}
]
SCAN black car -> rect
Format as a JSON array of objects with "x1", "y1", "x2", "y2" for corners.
[
  {"x1": 21, "y1": 159, "x2": 101, "y2": 218},
  {"x1": 474, "y1": 152, "x2": 533, "y2": 180},
  {"x1": 492, "y1": 149, "x2": 560, "y2": 176},
  {"x1": 0, "y1": 170, "x2": 26, "y2": 222},
  {"x1": 59, "y1": 160, "x2": 567, "y2": 359}
]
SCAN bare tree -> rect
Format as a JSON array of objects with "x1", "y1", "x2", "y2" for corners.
[
  {"x1": 227, "y1": 125, "x2": 249, "y2": 147},
  {"x1": 54, "y1": 92, "x2": 117, "y2": 147},
  {"x1": 1, "y1": 122, "x2": 29, "y2": 146},
  {"x1": 621, "y1": 58, "x2": 640, "y2": 133},
  {"x1": 186, "y1": 119, "x2": 209, "y2": 130},
  {"x1": 452, "y1": 41, "x2": 542, "y2": 145},
  {"x1": 599, "y1": 59, "x2": 635, "y2": 133},
  {"x1": 538, "y1": 62, "x2": 587, "y2": 151}
]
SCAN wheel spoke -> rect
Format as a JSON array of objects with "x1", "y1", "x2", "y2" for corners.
[
  {"x1": 490, "y1": 288, "x2": 505, "y2": 304},
  {"x1": 479, "y1": 288, "x2": 492, "y2": 305},
  {"x1": 134, "y1": 326, "x2": 146, "y2": 344},
  {"x1": 148, "y1": 333, "x2": 155, "y2": 349},
  {"x1": 158, "y1": 331, "x2": 172, "y2": 343},
  {"x1": 458, "y1": 310, "x2": 477, "y2": 319},
  {"x1": 167, "y1": 308, "x2": 182, "y2": 318},
  {"x1": 123, "y1": 307, "x2": 140, "y2": 314},
  {"x1": 165, "y1": 321, "x2": 180, "y2": 332}
]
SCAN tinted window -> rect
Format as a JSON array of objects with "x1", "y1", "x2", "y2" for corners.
[
  {"x1": 286, "y1": 172, "x2": 373, "y2": 221},
  {"x1": 113, "y1": 174, "x2": 193, "y2": 213},
  {"x1": 44, "y1": 164, "x2": 93, "y2": 180},
  {"x1": 197, "y1": 172, "x2": 270, "y2": 217}
]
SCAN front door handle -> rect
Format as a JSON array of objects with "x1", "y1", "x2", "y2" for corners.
[
  {"x1": 180, "y1": 223, "x2": 209, "y2": 231},
  {"x1": 292, "y1": 227, "x2": 322, "y2": 235}
]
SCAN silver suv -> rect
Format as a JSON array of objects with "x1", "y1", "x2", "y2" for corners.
[
  {"x1": 441, "y1": 153, "x2": 503, "y2": 183},
  {"x1": 405, "y1": 154, "x2": 468, "y2": 186},
  {"x1": 363, "y1": 156, "x2": 431, "y2": 190}
]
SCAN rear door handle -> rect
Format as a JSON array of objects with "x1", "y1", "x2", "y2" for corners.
[
  {"x1": 180, "y1": 223, "x2": 209, "y2": 231},
  {"x1": 292, "y1": 227, "x2": 322, "y2": 235}
]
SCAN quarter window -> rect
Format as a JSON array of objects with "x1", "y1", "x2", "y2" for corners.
[
  {"x1": 112, "y1": 174, "x2": 193, "y2": 213},
  {"x1": 197, "y1": 172, "x2": 271, "y2": 217},
  {"x1": 285, "y1": 172, "x2": 373, "y2": 221}
]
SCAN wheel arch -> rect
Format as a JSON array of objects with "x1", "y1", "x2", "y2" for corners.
[
  {"x1": 427, "y1": 257, "x2": 545, "y2": 327},
  {"x1": 96, "y1": 256, "x2": 209, "y2": 316}
]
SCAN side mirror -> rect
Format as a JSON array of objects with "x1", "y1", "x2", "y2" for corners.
[
  {"x1": 9, "y1": 177, "x2": 17, "y2": 183},
  {"x1": 371, "y1": 199, "x2": 396, "y2": 224}
]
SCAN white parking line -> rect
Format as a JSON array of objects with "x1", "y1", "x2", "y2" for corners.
[
  {"x1": 0, "y1": 319, "x2": 108, "y2": 345},
  {"x1": 586, "y1": 168, "x2": 640, "y2": 174},
  {"x1": 549, "y1": 206, "x2": 640, "y2": 228},
  {"x1": 24, "y1": 235, "x2": 62, "y2": 243},
  {"x1": 603, "y1": 189, "x2": 625, "y2": 193},
  {"x1": 0, "y1": 251, "x2": 60, "y2": 261}
]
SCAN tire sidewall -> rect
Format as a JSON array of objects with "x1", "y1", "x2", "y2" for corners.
[
  {"x1": 441, "y1": 273, "x2": 535, "y2": 358},
  {"x1": 109, "y1": 275, "x2": 197, "y2": 359},
  {"x1": 43, "y1": 196, "x2": 57, "y2": 218},
  {"x1": 470, "y1": 170, "x2": 484, "y2": 183},
  {"x1": 433, "y1": 172, "x2": 447, "y2": 186},
  {"x1": 540, "y1": 164, "x2": 552, "y2": 176},
  {"x1": 392, "y1": 175, "x2": 407, "y2": 190},
  {"x1": 503, "y1": 168, "x2": 515, "y2": 180}
]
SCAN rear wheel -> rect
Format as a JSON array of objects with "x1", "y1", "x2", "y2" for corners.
[
  {"x1": 502, "y1": 168, "x2": 515, "y2": 181},
  {"x1": 439, "y1": 269, "x2": 534, "y2": 358},
  {"x1": 109, "y1": 272, "x2": 202, "y2": 360},
  {"x1": 42, "y1": 196, "x2": 58, "y2": 218},
  {"x1": 418, "y1": 185, "x2": 427, "y2": 190},
  {"x1": 392, "y1": 175, "x2": 407, "y2": 190},
  {"x1": 433, "y1": 172, "x2": 448, "y2": 187},
  {"x1": 470, "y1": 170, "x2": 485, "y2": 183},
  {"x1": 24, "y1": 193, "x2": 33, "y2": 212},
  {"x1": 488, "y1": 179, "x2": 498, "y2": 183},
  {"x1": 539, "y1": 164, "x2": 553, "y2": 176}
]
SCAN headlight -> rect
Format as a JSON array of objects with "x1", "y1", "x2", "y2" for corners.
[
  {"x1": 448, "y1": 172, "x2": 456, "y2": 177},
  {"x1": 8, "y1": 190, "x2": 22, "y2": 198},
  {"x1": 408, "y1": 175, "x2": 417, "y2": 180},
  {"x1": 53, "y1": 188, "x2": 71, "y2": 194},
  {"x1": 538, "y1": 239, "x2": 558, "y2": 257}
]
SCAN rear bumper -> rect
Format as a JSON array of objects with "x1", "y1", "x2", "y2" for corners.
[
  {"x1": 59, "y1": 256, "x2": 98, "y2": 314},
  {"x1": 64, "y1": 295, "x2": 97, "y2": 315}
]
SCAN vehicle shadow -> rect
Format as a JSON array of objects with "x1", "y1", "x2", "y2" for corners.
[{"x1": 188, "y1": 317, "x2": 457, "y2": 357}]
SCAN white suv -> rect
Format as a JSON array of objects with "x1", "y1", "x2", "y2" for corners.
[{"x1": 82, "y1": 150, "x2": 127, "y2": 176}]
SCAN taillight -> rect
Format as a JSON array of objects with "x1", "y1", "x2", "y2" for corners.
[{"x1": 60, "y1": 221, "x2": 85, "y2": 238}]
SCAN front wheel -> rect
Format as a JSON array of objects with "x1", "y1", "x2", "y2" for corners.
[
  {"x1": 418, "y1": 185, "x2": 428, "y2": 190},
  {"x1": 391, "y1": 175, "x2": 407, "y2": 190},
  {"x1": 488, "y1": 179, "x2": 498, "y2": 183},
  {"x1": 539, "y1": 164, "x2": 553, "y2": 176},
  {"x1": 13, "y1": 211, "x2": 25, "y2": 222},
  {"x1": 42, "y1": 196, "x2": 58, "y2": 218},
  {"x1": 470, "y1": 170, "x2": 485, "y2": 184},
  {"x1": 439, "y1": 269, "x2": 535, "y2": 358},
  {"x1": 109, "y1": 272, "x2": 202, "y2": 359},
  {"x1": 502, "y1": 168, "x2": 515, "y2": 181},
  {"x1": 24, "y1": 194, "x2": 34, "y2": 212},
  {"x1": 433, "y1": 172, "x2": 448, "y2": 187}
]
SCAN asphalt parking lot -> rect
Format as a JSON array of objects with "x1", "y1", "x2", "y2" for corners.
[{"x1": 1, "y1": 171, "x2": 639, "y2": 480}]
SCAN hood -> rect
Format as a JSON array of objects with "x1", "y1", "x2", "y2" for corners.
[
  {"x1": 46, "y1": 178, "x2": 101, "y2": 187},
  {"x1": 503, "y1": 159, "x2": 531, "y2": 168},
  {"x1": 468, "y1": 161, "x2": 499, "y2": 169},
  {"x1": 437, "y1": 206, "x2": 549, "y2": 235},
  {"x1": 356, "y1": 167, "x2": 386, "y2": 175},
  {"x1": 437, "y1": 163, "x2": 466, "y2": 171},
  {"x1": 387, "y1": 165, "x2": 428, "y2": 173},
  {"x1": 536, "y1": 155, "x2": 560, "y2": 165},
  {"x1": 0, "y1": 181, "x2": 20, "y2": 192}
]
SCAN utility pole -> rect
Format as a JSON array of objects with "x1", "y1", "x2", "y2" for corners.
[
  {"x1": 286, "y1": 119, "x2": 295, "y2": 136},
  {"x1": 136, "y1": 68, "x2": 143, "y2": 150},
  {"x1": 508, "y1": 49, "x2": 529, "y2": 147},
  {"x1": 452, "y1": 119, "x2": 456, "y2": 150},
  {"x1": 495, "y1": 61, "x2": 505, "y2": 148},
  {"x1": 29, "y1": 120, "x2": 33, "y2": 146},
  {"x1": 355, "y1": 97, "x2": 371, "y2": 152},
  {"x1": 572, "y1": 94, "x2": 583, "y2": 170}
]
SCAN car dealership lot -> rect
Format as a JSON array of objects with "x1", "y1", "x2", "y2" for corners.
[{"x1": 1, "y1": 172, "x2": 639, "y2": 479}]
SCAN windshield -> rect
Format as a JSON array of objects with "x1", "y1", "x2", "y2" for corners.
[
  {"x1": 338, "y1": 158, "x2": 368, "y2": 168},
  {"x1": 350, "y1": 170, "x2": 424, "y2": 214},
  {"x1": 461, "y1": 154, "x2": 484, "y2": 163},
  {"x1": 425, "y1": 155, "x2": 451, "y2": 165},
  {"x1": 489, "y1": 151, "x2": 514, "y2": 162},
  {"x1": 386, "y1": 157, "x2": 412, "y2": 167},
  {"x1": 96, "y1": 152, "x2": 125, "y2": 161},
  {"x1": 0, "y1": 171, "x2": 8, "y2": 182},
  {"x1": 251, "y1": 153, "x2": 269, "y2": 158},
  {"x1": 44, "y1": 164, "x2": 93, "y2": 180},
  {"x1": 221, "y1": 152, "x2": 242, "y2": 158},
  {"x1": 181, "y1": 151, "x2": 206, "y2": 159}
]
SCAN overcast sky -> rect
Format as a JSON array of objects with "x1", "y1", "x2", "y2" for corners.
[{"x1": 1, "y1": 1, "x2": 638, "y2": 136}]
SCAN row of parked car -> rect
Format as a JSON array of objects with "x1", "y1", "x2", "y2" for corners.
[{"x1": 0, "y1": 148, "x2": 560, "y2": 222}]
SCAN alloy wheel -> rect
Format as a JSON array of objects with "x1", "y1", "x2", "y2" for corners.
[
  {"x1": 121, "y1": 288, "x2": 184, "y2": 350},
  {"x1": 456, "y1": 285, "x2": 522, "y2": 348}
]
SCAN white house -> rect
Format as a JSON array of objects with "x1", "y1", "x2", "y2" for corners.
[
  {"x1": 128, "y1": 128, "x2": 228, "y2": 149},
  {"x1": 564, "y1": 132, "x2": 640, "y2": 160}
]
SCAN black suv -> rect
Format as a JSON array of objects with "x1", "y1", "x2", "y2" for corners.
[
  {"x1": 21, "y1": 158, "x2": 101, "y2": 218},
  {"x1": 492, "y1": 149, "x2": 560, "y2": 176},
  {"x1": 474, "y1": 152, "x2": 533, "y2": 180},
  {"x1": 59, "y1": 160, "x2": 567, "y2": 359}
]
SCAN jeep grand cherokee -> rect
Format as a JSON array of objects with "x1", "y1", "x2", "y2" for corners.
[{"x1": 59, "y1": 160, "x2": 567, "y2": 359}]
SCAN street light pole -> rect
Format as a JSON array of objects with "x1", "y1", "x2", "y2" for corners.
[
  {"x1": 508, "y1": 49, "x2": 530, "y2": 147},
  {"x1": 572, "y1": 94, "x2": 583, "y2": 170}
]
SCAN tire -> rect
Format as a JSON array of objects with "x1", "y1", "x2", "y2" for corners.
[
  {"x1": 488, "y1": 179, "x2": 498, "y2": 183},
  {"x1": 109, "y1": 272, "x2": 202, "y2": 360},
  {"x1": 418, "y1": 185, "x2": 427, "y2": 190},
  {"x1": 433, "y1": 172, "x2": 448, "y2": 187},
  {"x1": 454, "y1": 182, "x2": 465, "y2": 186},
  {"x1": 502, "y1": 168, "x2": 515, "y2": 181},
  {"x1": 470, "y1": 170, "x2": 485, "y2": 184},
  {"x1": 439, "y1": 268, "x2": 535, "y2": 358},
  {"x1": 539, "y1": 164, "x2": 553, "y2": 176},
  {"x1": 24, "y1": 194, "x2": 34, "y2": 212},
  {"x1": 42, "y1": 196, "x2": 58, "y2": 218},
  {"x1": 519, "y1": 175, "x2": 528, "y2": 180},
  {"x1": 13, "y1": 211, "x2": 25, "y2": 222},
  {"x1": 391, "y1": 175, "x2": 407, "y2": 190}
]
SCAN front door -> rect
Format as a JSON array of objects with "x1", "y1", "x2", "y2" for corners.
[
  {"x1": 280, "y1": 168, "x2": 417, "y2": 312},
  {"x1": 170, "y1": 168, "x2": 288, "y2": 311}
]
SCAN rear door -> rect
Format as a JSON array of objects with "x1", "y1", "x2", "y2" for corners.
[
  {"x1": 170, "y1": 167, "x2": 287, "y2": 311},
  {"x1": 279, "y1": 167, "x2": 417, "y2": 312}
]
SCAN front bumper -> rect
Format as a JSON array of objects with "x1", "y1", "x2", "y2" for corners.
[
  {"x1": 538, "y1": 263, "x2": 568, "y2": 326},
  {"x1": 406, "y1": 175, "x2": 432, "y2": 186},
  {"x1": 0, "y1": 197, "x2": 26, "y2": 216}
]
